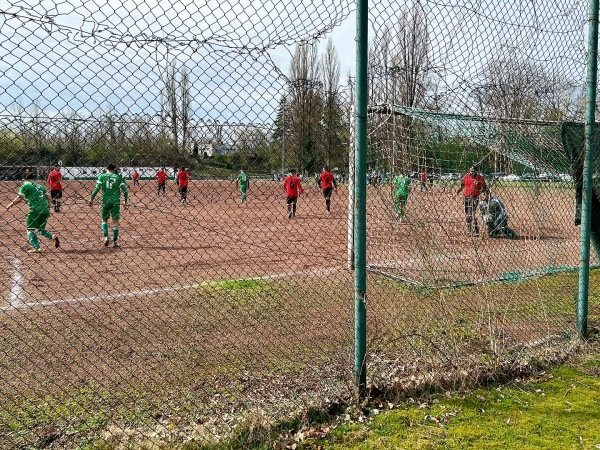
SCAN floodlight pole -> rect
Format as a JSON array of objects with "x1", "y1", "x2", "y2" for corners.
[
  {"x1": 354, "y1": 0, "x2": 368, "y2": 397},
  {"x1": 578, "y1": 0, "x2": 599, "y2": 338}
]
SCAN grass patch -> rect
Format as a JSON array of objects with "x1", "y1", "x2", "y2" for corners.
[
  {"x1": 299, "y1": 340, "x2": 600, "y2": 450},
  {"x1": 3, "y1": 270, "x2": 599, "y2": 449},
  {"x1": 370, "y1": 268, "x2": 600, "y2": 321},
  {"x1": 201, "y1": 278, "x2": 269, "y2": 292}
]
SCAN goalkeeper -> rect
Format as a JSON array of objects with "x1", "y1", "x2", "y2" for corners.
[{"x1": 478, "y1": 189, "x2": 517, "y2": 239}]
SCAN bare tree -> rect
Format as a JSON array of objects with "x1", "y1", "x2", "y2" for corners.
[
  {"x1": 161, "y1": 61, "x2": 192, "y2": 154},
  {"x1": 473, "y1": 56, "x2": 577, "y2": 121},
  {"x1": 290, "y1": 42, "x2": 321, "y2": 85},
  {"x1": 320, "y1": 38, "x2": 342, "y2": 166},
  {"x1": 289, "y1": 42, "x2": 323, "y2": 173},
  {"x1": 393, "y1": 1, "x2": 431, "y2": 109},
  {"x1": 536, "y1": 67, "x2": 579, "y2": 121},
  {"x1": 163, "y1": 62, "x2": 178, "y2": 146},
  {"x1": 233, "y1": 126, "x2": 271, "y2": 170},
  {"x1": 367, "y1": 2, "x2": 432, "y2": 175},
  {"x1": 180, "y1": 66, "x2": 191, "y2": 152},
  {"x1": 321, "y1": 38, "x2": 340, "y2": 100}
]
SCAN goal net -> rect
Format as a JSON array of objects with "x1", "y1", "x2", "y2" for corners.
[{"x1": 364, "y1": 106, "x2": 597, "y2": 286}]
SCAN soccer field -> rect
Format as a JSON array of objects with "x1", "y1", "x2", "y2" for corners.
[
  {"x1": 0, "y1": 179, "x2": 583, "y2": 307},
  {"x1": 0, "y1": 179, "x2": 349, "y2": 309},
  {"x1": 364, "y1": 181, "x2": 582, "y2": 285},
  {"x1": 0, "y1": 177, "x2": 587, "y2": 447}
]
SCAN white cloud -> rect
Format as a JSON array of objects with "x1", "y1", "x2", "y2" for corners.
[{"x1": 1, "y1": 0, "x2": 588, "y2": 124}]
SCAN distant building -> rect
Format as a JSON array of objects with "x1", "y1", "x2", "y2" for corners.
[{"x1": 197, "y1": 141, "x2": 237, "y2": 158}]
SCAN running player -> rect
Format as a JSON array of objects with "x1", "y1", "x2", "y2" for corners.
[
  {"x1": 236, "y1": 169, "x2": 250, "y2": 204},
  {"x1": 89, "y1": 164, "x2": 128, "y2": 248},
  {"x1": 47, "y1": 165, "x2": 63, "y2": 212},
  {"x1": 393, "y1": 171, "x2": 412, "y2": 220},
  {"x1": 283, "y1": 169, "x2": 305, "y2": 219},
  {"x1": 176, "y1": 167, "x2": 190, "y2": 203},
  {"x1": 318, "y1": 166, "x2": 337, "y2": 213},
  {"x1": 6, "y1": 173, "x2": 60, "y2": 253},
  {"x1": 156, "y1": 167, "x2": 168, "y2": 196}
]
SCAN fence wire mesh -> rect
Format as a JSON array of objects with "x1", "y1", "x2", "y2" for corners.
[
  {"x1": 363, "y1": 0, "x2": 598, "y2": 404},
  {"x1": 1, "y1": 0, "x2": 599, "y2": 448}
]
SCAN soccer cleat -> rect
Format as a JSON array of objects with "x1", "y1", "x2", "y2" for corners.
[
  {"x1": 104, "y1": 236, "x2": 110, "y2": 247},
  {"x1": 288, "y1": 211, "x2": 293, "y2": 219},
  {"x1": 28, "y1": 248, "x2": 42, "y2": 254},
  {"x1": 53, "y1": 236, "x2": 60, "y2": 249},
  {"x1": 112, "y1": 242, "x2": 120, "y2": 248}
]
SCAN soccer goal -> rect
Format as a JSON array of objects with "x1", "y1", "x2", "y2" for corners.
[{"x1": 351, "y1": 104, "x2": 594, "y2": 287}]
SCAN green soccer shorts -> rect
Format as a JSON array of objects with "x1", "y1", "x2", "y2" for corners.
[
  {"x1": 100, "y1": 202, "x2": 121, "y2": 221},
  {"x1": 394, "y1": 193, "x2": 408, "y2": 210},
  {"x1": 26, "y1": 209, "x2": 50, "y2": 230}
]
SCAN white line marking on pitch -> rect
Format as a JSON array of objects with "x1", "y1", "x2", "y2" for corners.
[
  {"x1": 9, "y1": 258, "x2": 24, "y2": 307},
  {"x1": 0, "y1": 267, "x2": 346, "y2": 312}
]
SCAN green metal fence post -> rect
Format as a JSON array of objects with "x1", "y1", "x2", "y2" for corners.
[
  {"x1": 578, "y1": 0, "x2": 599, "y2": 338},
  {"x1": 354, "y1": 0, "x2": 368, "y2": 396}
]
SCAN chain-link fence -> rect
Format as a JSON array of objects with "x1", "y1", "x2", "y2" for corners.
[{"x1": 1, "y1": 0, "x2": 599, "y2": 448}]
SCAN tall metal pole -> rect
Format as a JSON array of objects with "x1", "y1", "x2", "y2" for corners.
[
  {"x1": 578, "y1": 0, "x2": 599, "y2": 338},
  {"x1": 354, "y1": 0, "x2": 368, "y2": 397},
  {"x1": 348, "y1": 104, "x2": 356, "y2": 269},
  {"x1": 281, "y1": 98, "x2": 286, "y2": 178}
]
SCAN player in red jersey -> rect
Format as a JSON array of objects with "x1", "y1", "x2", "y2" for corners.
[
  {"x1": 132, "y1": 169, "x2": 140, "y2": 186},
  {"x1": 456, "y1": 165, "x2": 487, "y2": 237},
  {"x1": 419, "y1": 168, "x2": 428, "y2": 191},
  {"x1": 176, "y1": 167, "x2": 190, "y2": 203},
  {"x1": 47, "y1": 165, "x2": 63, "y2": 212},
  {"x1": 283, "y1": 169, "x2": 305, "y2": 219},
  {"x1": 318, "y1": 166, "x2": 337, "y2": 213},
  {"x1": 156, "y1": 167, "x2": 168, "y2": 196}
]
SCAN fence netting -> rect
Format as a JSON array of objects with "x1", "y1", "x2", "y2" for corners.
[
  {"x1": 1, "y1": 0, "x2": 598, "y2": 448},
  {"x1": 364, "y1": 0, "x2": 598, "y2": 406}
]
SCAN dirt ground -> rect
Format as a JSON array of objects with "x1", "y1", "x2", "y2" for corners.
[
  {"x1": 0, "y1": 179, "x2": 349, "y2": 308},
  {"x1": 0, "y1": 177, "x2": 586, "y2": 448},
  {"x1": 365, "y1": 181, "x2": 583, "y2": 285},
  {"x1": 0, "y1": 179, "x2": 583, "y2": 308}
]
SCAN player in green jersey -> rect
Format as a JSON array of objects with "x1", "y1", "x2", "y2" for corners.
[
  {"x1": 393, "y1": 171, "x2": 412, "y2": 220},
  {"x1": 5, "y1": 173, "x2": 60, "y2": 253},
  {"x1": 236, "y1": 169, "x2": 250, "y2": 204},
  {"x1": 89, "y1": 164, "x2": 128, "y2": 248}
]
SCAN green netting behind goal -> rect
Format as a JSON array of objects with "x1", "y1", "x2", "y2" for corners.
[{"x1": 365, "y1": 106, "x2": 598, "y2": 286}]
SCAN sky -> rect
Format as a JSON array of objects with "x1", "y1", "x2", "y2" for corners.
[
  {"x1": 269, "y1": 11, "x2": 356, "y2": 80},
  {"x1": 0, "y1": 0, "x2": 589, "y2": 125},
  {"x1": 1, "y1": 0, "x2": 358, "y2": 124}
]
